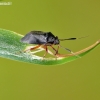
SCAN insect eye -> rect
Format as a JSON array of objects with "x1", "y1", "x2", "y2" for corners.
[
  {"x1": 51, "y1": 37, "x2": 54, "y2": 40},
  {"x1": 51, "y1": 37, "x2": 55, "y2": 41},
  {"x1": 47, "y1": 37, "x2": 55, "y2": 42}
]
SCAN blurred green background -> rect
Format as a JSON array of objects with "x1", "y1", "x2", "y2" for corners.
[{"x1": 0, "y1": 0, "x2": 100, "y2": 100}]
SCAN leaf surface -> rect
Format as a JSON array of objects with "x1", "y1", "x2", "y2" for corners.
[{"x1": 0, "y1": 28, "x2": 99, "y2": 65}]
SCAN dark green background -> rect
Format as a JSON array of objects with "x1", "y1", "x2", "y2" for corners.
[{"x1": 0, "y1": 0, "x2": 100, "y2": 100}]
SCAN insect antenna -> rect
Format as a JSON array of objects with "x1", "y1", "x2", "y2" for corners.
[
  {"x1": 59, "y1": 35, "x2": 89, "y2": 41},
  {"x1": 59, "y1": 45, "x2": 81, "y2": 58}
]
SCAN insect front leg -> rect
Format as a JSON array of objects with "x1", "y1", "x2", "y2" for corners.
[
  {"x1": 55, "y1": 45, "x2": 60, "y2": 55},
  {"x1": 60, "y1": 45, "x2": 81, "y2": 58},
  {"x1": 50, "y1": 45, "x2": 59, "y2": 55},
  {"x1": 49, "y1": 45, "x2": 60, "y2": 59}
]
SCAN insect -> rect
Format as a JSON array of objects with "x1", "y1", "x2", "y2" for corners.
[{"x1": 21, "y1": 31, "x2": 86, "y2": 58}]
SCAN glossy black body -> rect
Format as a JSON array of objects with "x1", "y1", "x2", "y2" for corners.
[{"x1": 21, "y1": 31, "x2": 59, "y2": 45}]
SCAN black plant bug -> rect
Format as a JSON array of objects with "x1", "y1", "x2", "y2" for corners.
[{"x1": 21, "y1": 31, "x2": 87, "y2": 58}]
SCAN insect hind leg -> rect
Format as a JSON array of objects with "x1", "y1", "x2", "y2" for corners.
[{"x1": 24, "y1": 45, "x2": 41, "y2": 52}]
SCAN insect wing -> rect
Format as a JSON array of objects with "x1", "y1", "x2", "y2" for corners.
[{"x1": 21, "y1": 31, "x2": 47, "y2": 44}]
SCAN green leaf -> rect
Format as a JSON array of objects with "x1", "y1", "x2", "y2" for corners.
[{"x1": 0, "y1": 28, "x2": 99, "y2": 65}]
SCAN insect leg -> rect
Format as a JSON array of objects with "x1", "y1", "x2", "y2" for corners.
[
  {"x1": 59, "y1": 45, "x2": 81, "y2": 58},
  {"x1": 24, "y1": 45, "x2": 41, "y2": 52},
  {"x1": 30, "y1": 45, "x2": 41, "y2": 50},
  {"x1": 42, "y1": 45, "x2": 59, "y2": 59},
  {"x1": 50, "y1": 45, "x2": 60, "y2": 55},
  {"x1": 41, "y1": 45, "x2": 58, "y2": 60},
  {"x1": 55, "y1": 45, "x2": 60, "y2": 54},
  {"x1": 50, "y1": 45, "x2": 60, "y2": 54},
  {"x1": 43, "y1": 46, "x2": 48, "y2": 58},
  {"x1": 50, "y1": 45, "x2": 57, "y2": 52},
  {"x1": 50, "y1": 45, "x2": 59, "y2": 59},
  {"x1": 41, "y1": 45, "x2": 53, "y2": 55}
]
